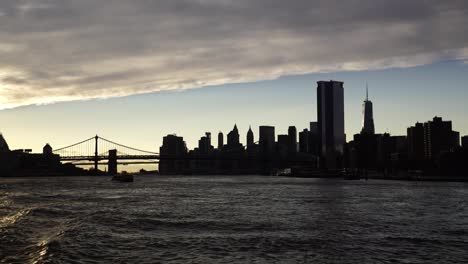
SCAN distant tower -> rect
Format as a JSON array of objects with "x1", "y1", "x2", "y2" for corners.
[
  {"x1": 227, "y1": 124, "x2": 240, "y2": 146},
  {"x1": 288, "y1": 126, "x2": 297, "y2": 154},
  {"x1": 206, "y1": 132, "x2": 211, "y2": 147},
  {"x1": 247, "y1": 126, "x2": 254, "y2": 147},
  {"x1": 43, "y1": 144, "x2": 53, "y2": 155},
  {"x1": 218, "y1": 132, "x2": 224, "y2": 149},
  {"x1": 361, "y1": 83, "x2": 375, "y2": 135}
]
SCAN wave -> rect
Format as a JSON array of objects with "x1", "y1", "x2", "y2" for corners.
[{"x1": 0, "y1": 208, "x2": 31, "y2": 229}]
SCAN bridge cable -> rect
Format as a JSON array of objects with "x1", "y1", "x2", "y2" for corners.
[
  {"x1": 53, "y1": 136, "x2": 96, "y2": 152},
  {"x1": 99, "y1": 136, "x2": 159, "y2": 155}
]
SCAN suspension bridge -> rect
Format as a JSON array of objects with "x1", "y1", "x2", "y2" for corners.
[{"x1": 53, "y1": 135, "x2": 160, "y2": 173}]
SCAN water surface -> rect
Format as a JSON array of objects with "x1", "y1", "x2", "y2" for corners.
[{"x1": 1, "y1": 176, "x2": 467, "y2": 263}]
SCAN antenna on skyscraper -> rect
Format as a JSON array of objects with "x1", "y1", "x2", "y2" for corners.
[{"x1": 366, "y1": 81, "x2": 369, "y2": 101}]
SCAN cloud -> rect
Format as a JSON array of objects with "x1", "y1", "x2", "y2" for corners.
[{"x1": 0, "y1": 0, "x2": 467, "y2": 109}]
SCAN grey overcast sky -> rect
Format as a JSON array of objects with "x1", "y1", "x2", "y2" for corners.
[
  {"x1": 1, "y1": 0, "x2": 467, "y2": 108},
  {"x1": 1, "y1": 0, "x2": 468, "y2": 162}
]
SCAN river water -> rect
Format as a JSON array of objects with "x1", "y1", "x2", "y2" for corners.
[{"x1": 0, "y1": 176, "x2": 467, "y2": 263}]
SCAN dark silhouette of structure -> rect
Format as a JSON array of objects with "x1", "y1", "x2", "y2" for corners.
[
  {"x1": 317, "y1": 80, "x2": 345, "y2": 169},
  {"x1": 259, "y1": 126, "x2": 275, "y2": 155},
  {"x1": 198, "y1": 132, "x2": 213, "y2": 154},
  {"x1": 43, "y1": 144, "x2": 53, "y2": 155},
  {"x1": 108, "y1": 149, "x2": 118, "y2": 175},
  {"x1": 49, "y1": 135, "x2": 159, "y2": 175},
  {"x1": 0, "y1": 134, "x2": 9, "y2": 152},
  {"x1": 227, "y1": 124, "x2": 242, "y2": 149},
  {"x1": 288, "y1": 126, "x2": 297, "y2": 155},
  {"x1": 0, "y1": 134, "x2": 88, "y2": 176},
  {"x1": 407, "y1": 122, "x2": 425, "y2": 163},
  {"x1": 159, "y1": 134, "x2": 187, "y2": 175},
  {"x1": 308, "y1": 122, "x2": 320, "y2": 156},
  {"x1": 462, "y1": 136, "x2": 468, "y2": 149},
  {"x1": 423, "y1": 117, "x2": 460, "y2": 160},
  {"x1": 218, "y1": 132, "x2": 224, "y2": 150},
  {"x1": 247, "y1": 126, "x2": 254, "y2": 149},
  {"x1": 361, "y1": 84, "x2": 375, "y2": 135},
  {"x1": 2, "y1": 78, "x2": 467, "y2": 179}
]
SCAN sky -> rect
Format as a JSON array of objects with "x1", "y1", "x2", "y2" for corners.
[{"x1": 1, "y1": 0, "x2": 468, "y2": 170}]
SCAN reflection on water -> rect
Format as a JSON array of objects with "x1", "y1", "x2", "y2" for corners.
[
  {"x1": 0, "y1": 176, "x2": 467, "y2": 263},
  {"x1": 0, "y1": 208, "x2": 30, "y2": 228}
]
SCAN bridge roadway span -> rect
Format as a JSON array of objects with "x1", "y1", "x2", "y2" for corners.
[{"x1": 60, "y1": 155, "x2": 160, "y2": 161}]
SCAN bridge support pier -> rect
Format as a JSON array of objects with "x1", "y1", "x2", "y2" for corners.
[{"x1": 108, "y1": 149, "x2": 117, "y2": 175}]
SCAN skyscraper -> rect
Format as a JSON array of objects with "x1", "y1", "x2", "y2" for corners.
[
  {"x1": 423, "y1": 117, "x2": 460, "y2": 160},
  {"x1": 159, "y1": 134, "x2": 188, "y2": 175},
  {"x1": 309, "y1": 122, "x2": 320, "y2": 155},
  {"x1": 227, "y1": 124, "x2": 240, "y2": 146},
  {"x1": 247, "y1": 126, "x2": 254, "y2": 148},
  {"x1": 407, "y1": 122, "x2": 425, "y2": 161},
  {"x1": 317, "y1": 80, "x2": 345, "y2": 168},
  {"x1": 218, "y1": 132, "x2": 224, "y2": 149},
  {"x1": 361, "y1": 84, "x2": 375, "y2": 135},
  {"x1": 198, "y1": 132, "x2": 212, "y2": 154},
  {"x1": 259, "y1": 126, "x2": 275, "y2": 154},
  {"x1": 288, "y1": 126, "x2": 297, "y2": 154},
  {"x1": 298, "y1": 129, "x2": 309, "y2": 153}
]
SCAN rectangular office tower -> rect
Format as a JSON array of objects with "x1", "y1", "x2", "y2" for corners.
[{"x1": 317, "y1": 80, "x2": 345, "y2": 169}]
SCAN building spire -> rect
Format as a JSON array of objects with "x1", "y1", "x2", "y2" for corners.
[{"x1": 366, "y1": 81, "x2": 369, "y2": 101}]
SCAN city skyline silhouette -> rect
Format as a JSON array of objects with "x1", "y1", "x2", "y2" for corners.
[
  {"x1": 2, "y1": 1, "x2": 468, "y2": 263},
  {"x1": 1, "y1": 78, "x2": 466, "y2": 176}
]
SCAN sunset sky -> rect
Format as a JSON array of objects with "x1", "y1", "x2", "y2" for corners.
[{"x1": 1, "y1": 0, "x2": 467, "y2": 164}]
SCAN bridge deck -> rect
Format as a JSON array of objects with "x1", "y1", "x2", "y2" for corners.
[{"x1": 60, "y1": 155, "x2": 160, "y2": 161}]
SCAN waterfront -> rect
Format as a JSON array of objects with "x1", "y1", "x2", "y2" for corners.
[{"x1": 1, "y1": 176, "x2": 467, "y2": 263}]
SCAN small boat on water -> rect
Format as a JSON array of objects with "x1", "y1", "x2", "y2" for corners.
[
  {"x1": 343, "y1": 169, "x2": 361, "y2": 180},
  {"x1": 112, "y1": 174, "x2": 134, "y2": 182}
]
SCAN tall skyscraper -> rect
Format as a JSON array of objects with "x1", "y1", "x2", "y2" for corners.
[
  {"x1": 247, "y1": 126, "x2": 254, "y2": 147},
  {"x1": 227, "y1": 124, "x2": 240, "y2": 146},
  {"x1": 218, "y1": 132, "x2": 224, "y2": 149},
  {"x1": 288, "y1": 126, "x2": 297, "y2": 154},
  {"x1": 317, "y1": 80, "x2": 345, "y2": 168},
  {"x1": 361, "y1": 84, "x2": 375, "y2": 135},
  {"x1": 309, "y1": 122, "x2": 320, "y2": 155}
]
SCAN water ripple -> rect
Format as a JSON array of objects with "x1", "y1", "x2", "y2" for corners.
[{"x1": 1, "y1": 176, "x2": 467, "y2": 263}]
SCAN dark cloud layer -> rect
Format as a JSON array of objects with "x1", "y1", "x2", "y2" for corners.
[{"x1": 1, "y1": 0, "x2": 467, "y2": 108}]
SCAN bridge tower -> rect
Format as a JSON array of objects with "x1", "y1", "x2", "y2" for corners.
[
  {"x1": 94, "y1": 135, "x2": 98, "y2": 173},
  {"x1": 108, "y1": 149, "x2": 117, "y2": 175}
]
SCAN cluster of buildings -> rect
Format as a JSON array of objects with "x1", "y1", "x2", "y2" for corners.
[
  {"x1": 0, "y1": 136, "x2": 86, "y2": 176},
  {"x1": 159, "y1": 80, "x2": 468, "y2": 177},
  {"x1": 1, "y1": 79, "x2": 466, "y2": 177},
  {"x1": 346, "y1": 84, "x2": 466, "y2": 176},
  {"x1": 159, "y1": 81, "x2": 345, "y2": 175}
]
